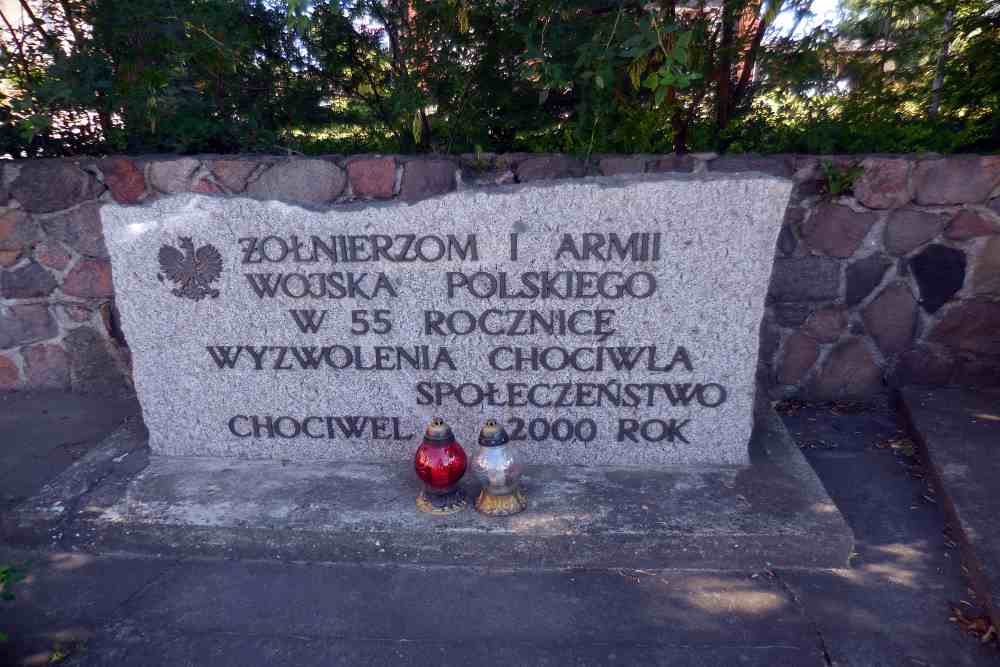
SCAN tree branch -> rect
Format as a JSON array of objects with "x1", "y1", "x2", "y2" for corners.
[
  {"x1": 58, "y1": 0, "x2": 84, "y2": 45},
  {"x1": 733, "y1": 3, "x2": 773, "y2": 109},
  {"x1": 0, "y1": 8, "x2": 31, "y2": 78},
  {"x1": 928, "y1": 6, "x2": 954, "y2": 119},
  {"x1": 16, "y1": 0, "x2": 54, "y2": 46}
]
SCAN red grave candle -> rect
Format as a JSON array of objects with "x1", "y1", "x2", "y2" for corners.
[{"x1": 414, "y1": 417, "x2": 468, "y2": 515}]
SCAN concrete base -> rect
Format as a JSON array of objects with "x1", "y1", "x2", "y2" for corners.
[{"x1": 4, "y1": 404, "x2": 853, "y2": 570}]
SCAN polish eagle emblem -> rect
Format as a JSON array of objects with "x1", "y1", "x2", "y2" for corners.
[{"x1": 157, "y1": 237, "x2": 223, "y2": 300}]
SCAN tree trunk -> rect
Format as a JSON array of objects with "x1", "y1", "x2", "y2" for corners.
[
  {"x1": 672, "y1": 105, "x2": 688, "y2": 154},
  {"x1": 928, "y1": 7, "x2": 954, "y2": 120},
  {"x1": 716, "y1": 0, "x2": 738, "y2": 136}
]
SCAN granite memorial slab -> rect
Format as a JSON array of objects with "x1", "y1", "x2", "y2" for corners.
[{"x1": 101, "y1": 175, "x2": 792, "y2": 465}]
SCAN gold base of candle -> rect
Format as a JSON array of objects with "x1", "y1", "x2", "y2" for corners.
[
  {"x1": 475, "y1": 486, "x2": 527, "y2": 516},
  {"x1": 416, "y1": 487, "x2": 467, "y2": 515}
]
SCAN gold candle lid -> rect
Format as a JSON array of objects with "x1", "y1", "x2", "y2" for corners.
[
  {"x1": 424, "y1": 417, "x2": 455, "y2": 442},
  {"x1": 478, "y1": 419, "x2": 510, "y2": 447}
]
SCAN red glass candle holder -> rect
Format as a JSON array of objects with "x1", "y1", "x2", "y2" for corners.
[{"x1": 414, "y1": 417, "x2": 468, "y2": 515}]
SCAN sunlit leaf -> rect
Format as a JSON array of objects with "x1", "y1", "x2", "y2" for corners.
[
  {"x1": 628, "y1": 60, "x2": 643, "y2": 90},
  {"x1": 412, "y1": 111, "x2": 422, "y2": 144}
]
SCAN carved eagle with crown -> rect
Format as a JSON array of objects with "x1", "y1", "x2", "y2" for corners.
[{"x1": 157, "y1": 237, "x2": 223, "y2": 300}]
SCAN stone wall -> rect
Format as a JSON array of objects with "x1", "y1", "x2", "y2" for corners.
[{"x1": 1, "y1": 153, "x2": 998, "y2": 398}]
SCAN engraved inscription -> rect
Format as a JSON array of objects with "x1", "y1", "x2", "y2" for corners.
[{"x1": 214, "y1": 232, "x2": 732, "y2": 447}]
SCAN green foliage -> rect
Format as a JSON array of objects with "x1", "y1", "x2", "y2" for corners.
[
  {"x1": 820, "y1": 159, "x2": 863, "y2": 197},
  {"x1": 721, "y1": 94, "x2": 994, "y2": 155},
  {"x1": 0, "y1": 0, "x2": 321, "y2": 156},
  {"x1": 1, "y1": 562, "x2": 28, "y2": 644},
  {"x1": 48, "y1": 642, "x2": 75, "y2": 662},
  {"x1": 517, "y1": 1, "x2": 708, "y2": 156},
  {"x1": 0, "y1": 563, "x2": 24, "y2": 602},
  {"x1": 0, "y1": 0, "x2": 996, "y2": 157}
]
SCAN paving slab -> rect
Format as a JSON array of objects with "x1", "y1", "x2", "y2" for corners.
[
  {"x1": 777, "y1": 567, "x2": 991, "y2": 667},
  {"x1": 0, "y1": 391, "x2": 140, "y2": 512},
  {"x1": 85, "y1": 561, "x2": 815, "y2": 646},
  {"x1": 0, "y1": 547, "x2": 174, "y2": 666},
  {"x1": 900, "y1": 386, "x2": 1000, "y2": 630},
  {"x1": 1, "y1": 552, "x2": 825, "y2": 667},
  {"x1": 68, "y1": 632, "x2": 820, "y2": 667},
  {"x1": 3, "y1": 402, "x2": 853, "y2": 570},
  {"x1": 781, "y1": 396, "x2": 998, "y2": 666}
]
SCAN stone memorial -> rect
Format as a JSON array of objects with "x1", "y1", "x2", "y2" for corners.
[
  {"x1": 1, "y1": 171, "x2": 858, "y2": 570},
  {"x1": 101, "y1": 175, "x2": 792, "y2": 466}
]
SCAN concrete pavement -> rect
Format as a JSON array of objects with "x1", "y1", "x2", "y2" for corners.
[{"x1": 0, "y1": 392, "x2": 997, "y2": 665}]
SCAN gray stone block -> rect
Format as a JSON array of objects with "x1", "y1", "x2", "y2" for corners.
[
  {"x1": 247, "y1": 159, "x2": 347, "y2": 204},
  {"x1": 400, "y1": 159, "x2": 455, "y2": 201},
  {"x1": 0, "y1": 304, "x2": 56, "y2": 350},
  {"x1": 0, "y1": 208, "x2": 38, "y2": 252},
  {"x1": 930, "y1": 300, "x2": 1000, "y2": 356},
  {"x1": 885, "y1": 209, "x2": 946, "y2": 256},
  {"x1": 801, "y1": 204, "x2": 876, "y2": 258},
  {"x1": 598, "y1": 156, "x2": 646, "y2": 176},
  {"x1": 148, "y1": 158, "x2": 200, "y2": 194},
  {"x1": 647, "y1": 155, "x2": 695, "y2": 173},
  {"x1": 914, "y1": 156, "x2": 1000, "y2": 205},
  {"x1": 101, "y1": 175, "x2": 792, "y2": 466},
  {"x1": 862, "y1": 282, "x2": 917, "y2": 356},
  {"x1": 40, "y1": 202, "x2": 109, "y2": 258},
  {"x1": 769, "y1": 257, "x2": 840, "y2": 302},
  {"x1": 802, "y1": 306, "x2": 848, "y2": 343},
  {"x1": 853, "y1": 157, "x2": 913, "y2": 209},
  {"x1": 64, "y1": 326, "x2": 129, "y2": 394},
  {"x1": 774, "y1": 303, "x2": 813, "y2": 326},
  {"x1": 22, "y1": 342, "x2": 70, "y2": 388},
  {"x1": 0, "y1": 261, "x2": 57, "y2": 298},
  {"x1": 9, "y1": 161, "x2": 104, "y2": 213},
  {"x1": 516, "y1": 155, "x2": 586, "y2": 182},
  {"x1": 973, "y1": 237, "x2": 1000, "y2": 298},
  {"x1": 209, "y1": 159, "x2": 260, "y2": 194},
  {"x1": 910, "y1": 244, "x2": 965, "y2": 313},
  {"x1": 809, "y1": 338, "x2": 883, "y2": 400},
  {"x1": 846, "y1": 253, "x2": 892, "y2": 306},
  {"x1": 778, "y1": 332, "x2": 819, "y2": 386},
  {"x1": 709, "y1": 155, "x2": 794, "y2": 178}
]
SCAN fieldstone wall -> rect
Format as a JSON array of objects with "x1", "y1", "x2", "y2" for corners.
[{"x1": 1, "y1": 152, "x2": 998, "y2": 398}]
